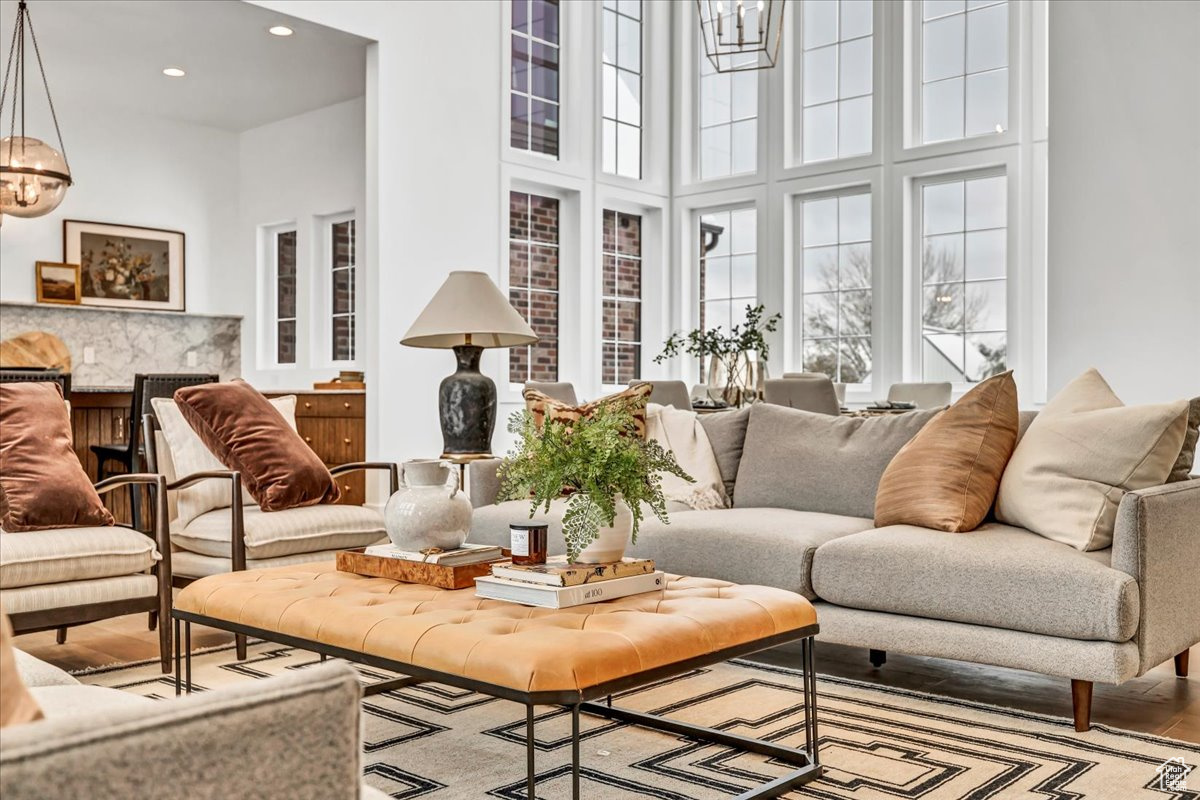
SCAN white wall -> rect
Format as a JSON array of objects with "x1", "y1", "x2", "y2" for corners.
[
  {"x1": 235, "y1": 96, "x2": 366, "y2": 389},
  {"x1": 0, "y1": 106, "x2": 239, "y2": 314},
  {"x1": 1048, "y1": 0, "x2": 1200, "y2": 406},
  {"x1": 250, "y1": 1, "x2": 503, "y2": 466}
]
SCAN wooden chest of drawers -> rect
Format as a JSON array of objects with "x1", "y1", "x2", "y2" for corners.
[{"x1": 267, "y1": 390, "x2": 366, "y2": 505}]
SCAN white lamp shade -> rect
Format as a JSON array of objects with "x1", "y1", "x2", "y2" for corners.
[{"x1": 401, "y1": 270, "x2": 537, "y2": 349}]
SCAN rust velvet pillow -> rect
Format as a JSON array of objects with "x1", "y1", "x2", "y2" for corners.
[
  {"x1": 874, "y1": 371, "x2": 1019, "y2": 532},
  {"x1": 0, "y1": 382, "x2": 114, "y2": 532},
  {"x1": 173, "y1": 380, "x2": 339, "y2": 512}
]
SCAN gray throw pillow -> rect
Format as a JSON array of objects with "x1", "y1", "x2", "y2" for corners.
[
  {"x1": 1168, "y1": 397, "x2": 1200, "y2": 482},
  {"x1": 698, "y1": 406, "x2": 751, "y2": 500},
  {"x1": 734, "y1": 403, "x2": 940, "y2": 518}
]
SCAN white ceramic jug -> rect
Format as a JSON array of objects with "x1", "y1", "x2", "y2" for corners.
[{"x1": 383, "y1": 459, "x2": 472, "y2": 551}]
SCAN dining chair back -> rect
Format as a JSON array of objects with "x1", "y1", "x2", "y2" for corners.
[
  {"x1": 887, "y1": 381, "x2": 952, "y2": 409},
  {"x1": 628, "y1": 380, "x2": 692, "y2": 410},
  {"x1": 0, "y1": 368, "x2": 70, "y2": 398},
  {"x1": 524, "y1": 381, "x2": 578, "y2": 405},
  {"x1": 764, "y1": 375, "x2": 840, "y2": 415}
]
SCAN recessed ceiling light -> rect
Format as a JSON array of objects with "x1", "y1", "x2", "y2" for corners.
[
  {"x1": 162, "y1": 67, "x2": 186, "y2": 77},
  {"x1": 268, "y1": 25, "x2": 294, "y2": 36}
]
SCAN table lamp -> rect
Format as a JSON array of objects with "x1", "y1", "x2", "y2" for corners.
[{"x1": 401, "y1": 271, "x2": 537, "y2": 457}]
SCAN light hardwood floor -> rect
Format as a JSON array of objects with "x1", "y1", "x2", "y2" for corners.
[{"x1": 17, "y1": 613, "x2": 1196, "y2": 742}]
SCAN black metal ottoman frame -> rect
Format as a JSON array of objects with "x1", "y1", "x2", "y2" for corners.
[{"x1": 174, "y1": 610, "x2": 822, "y2": 799}]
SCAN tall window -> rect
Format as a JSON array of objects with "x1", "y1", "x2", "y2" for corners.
[
  {"x1": 601, "y1": 210, "x2": 642, "y2": 384},
  {"x1": 509, "y1": 191, "x2": 560, "y2": 382},
  {"x1": 800, "y1": 192, "x2": 872, "y2": 384},
  {"x1": 921, "y1": 174, "x2": 1007, "y2": 382},
  {"x1": 801, "y1": 0, "x2": 873, "y2": 163},
  {"x1": 330, "y1": 219, "x2": 355, "y2": 363},
  {"x1": 921, "y1": 0, "x2": 1008, "y2": 143},
  {"x1": 511, "y1": 0, "x2": 560, "y2": 157},
  {"x1": 275, "y1": 229, "x2": 296, "y2": 365},
  {"x1": 698, "y1": 208, "x2": 757, "y2": 332},
  {"x1": 698, "y1": 45, "x2": 757, "y2": 178},
  {"x1": 602, "y1": 0, "x2": 642, "y2": 179}
]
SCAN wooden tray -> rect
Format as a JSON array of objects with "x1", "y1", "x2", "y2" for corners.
[{"x1": 336, "y1": 548, "x2": 502, "y2": 590}]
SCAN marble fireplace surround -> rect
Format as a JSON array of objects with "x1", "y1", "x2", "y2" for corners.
[{"x1": 0, "y1": 301, "x2": 241, "y2": 388}]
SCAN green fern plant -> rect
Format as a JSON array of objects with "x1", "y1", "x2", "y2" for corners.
[{"x1": 498, "y1": 403, "x2": 693, "y2": 562}]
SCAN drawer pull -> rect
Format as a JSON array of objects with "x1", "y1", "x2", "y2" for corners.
[
  {"x1": 304, "y1": 401, "x2": 312, "y2": 409},
  {"x1": 343, "y1": 401, "x2": 351, "y2": 409},
  {"x1": 304, "y1": 436, "x2": 312, "y2": 443},
  {"x1": 343, "y1": 485, "x2": 351, "y2": 492},
  {"x1": 343, "y1": 437, "x2": 352, "y2": 444}
]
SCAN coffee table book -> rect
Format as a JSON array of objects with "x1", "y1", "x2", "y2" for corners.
[
  {"x1": 336, "y1": 548, "x2": 503, "y2": 590},
  {"x1": 362, "y1": 542, "x2": 502, "y2": 567},
  {"x1": 490, "y1": 556, "x2": 655, "y2": 587},
  {"x1": 474, "y1": 571, "x2": 665, "y2": 608}
]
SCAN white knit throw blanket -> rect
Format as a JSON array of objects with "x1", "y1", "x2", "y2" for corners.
[{"x1": 645, "y1": 403, "x2": 729, "y2": 511}]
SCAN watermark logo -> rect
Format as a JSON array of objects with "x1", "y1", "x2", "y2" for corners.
[{"x1": 1157, "y1": 756, "x2": 1192, "y2": 792}]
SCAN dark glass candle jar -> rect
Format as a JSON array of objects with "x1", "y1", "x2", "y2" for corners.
[{"x1": 509, "y1": 523, "x2": 548, "y2": 565}]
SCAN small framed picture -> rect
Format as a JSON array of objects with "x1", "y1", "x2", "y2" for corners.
[
  {"x1": 35, "y1": 261, "x2": 82, "y2": 305},
  {"x1": 63, "y1": 219, "x2": 186, "y2": 311}
]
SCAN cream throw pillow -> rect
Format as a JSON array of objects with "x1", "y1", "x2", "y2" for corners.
[
  {"x1": 995, "y1": 369, "x2": 1188, "y2": 550},
  {"x1": 152, "y1": 395, "x2": 297, "y2": 530},
  {"x1": 645, "y1": 403, "x2": 727, "y2": 510}
]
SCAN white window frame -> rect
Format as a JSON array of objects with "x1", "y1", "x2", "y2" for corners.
[
  {"x1": 259, "y1": 221, "x2": 299, "y2": 371},
  {"x1": 790, "y1": 179, "x2": 879, "y2": 391},
  {"x1": 314, "y1": 210, "x2": 360, "y2": 369},
  {"x1": 597, "y1": 195, "x2": 664, "y2": 393},
  {"x1": 600, "y1": 0, "x2": 644, "y2": 181},
  {"x1": 899, "y1": 0, "x2": 1023, "y2": 160},
  {"x1": 664, "y1": 0, "x2": 1046, "y2": 405}
]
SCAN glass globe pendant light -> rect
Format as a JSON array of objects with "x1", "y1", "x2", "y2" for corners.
[{"x1": 1, "y1": 1, "x2": 72, "y2": 219}]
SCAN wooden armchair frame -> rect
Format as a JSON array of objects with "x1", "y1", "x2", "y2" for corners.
[{"x1": 143, "y1": 414, "x2": 398, "y2": 658}]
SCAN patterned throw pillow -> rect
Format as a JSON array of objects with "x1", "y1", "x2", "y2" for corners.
[
  {"x1": 874, "y1": 371, "x2": 1019, "y2": 532},
  {"x1": 523, "y1": 383, "x2": 653, "y2": 439}
]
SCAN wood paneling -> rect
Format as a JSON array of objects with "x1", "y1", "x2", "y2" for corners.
[
  {"x1": 70, "y1": 389, "x2": 368, "y2": 514},
  {"x1": 70, "y1": 391, "x2": 143, "y2": 526}
]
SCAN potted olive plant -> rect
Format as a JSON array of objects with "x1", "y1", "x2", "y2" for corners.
[
  {"x1": 498, "y1": 403, "x2": 692, "y2": 563},
  {"x1": 654, "y1": 303, "x2": 781, "y2": 407}
]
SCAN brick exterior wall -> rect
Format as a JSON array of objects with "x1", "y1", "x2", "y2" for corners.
[
  {"x1": 601, "y1": 210, "x2": 642, "y2": 385},
  {"x1": 276, "y1": 230, "x2": 297, "y2": 365},
  {"x1": 331, "y1": 219, "x2": 355, "y2": 362},
  {"x1": 509, "y1": 191, "x2": 559, "y2": 382}
]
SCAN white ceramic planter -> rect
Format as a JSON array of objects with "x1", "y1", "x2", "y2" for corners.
[
  {"x1": 575, "y1": 497, "x2": 632, "y2": 563},
  {"x1": 384, "y1": 459, "x2": 472, "y2": 551}
]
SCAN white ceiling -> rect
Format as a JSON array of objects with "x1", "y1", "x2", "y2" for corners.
[{"x1": 0, "y1": 0, "x2": 369, "y2": 132}]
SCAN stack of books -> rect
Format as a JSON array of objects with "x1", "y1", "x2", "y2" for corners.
[
  {"x1": 475, "y1": 556, "x2": 663, "y2": 609},
  {"x1": 362, "y1": 542, "x2": 502, "y2": 566}
]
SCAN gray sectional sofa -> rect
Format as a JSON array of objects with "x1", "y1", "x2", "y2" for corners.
[{"x1": 468, "y1": 402, "x2": 1200, "y2": 732}]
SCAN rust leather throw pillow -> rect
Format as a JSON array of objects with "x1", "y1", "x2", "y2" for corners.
[
  {"x1": 523, "y1": 382, "x2": 652, "y2": 438},
  {"x1": 0, "y1": 382, "x2": 114, "y2": 532},
  {"x1": 173, "y1": 379, "x2": 340, "y2": 512},
  {"x1": 874, "y1": 371, "x2": 1019, "y2": 533}
]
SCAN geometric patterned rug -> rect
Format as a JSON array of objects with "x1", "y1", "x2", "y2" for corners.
[{"x1": 76, "y1": 641, "x2": 1198, "y2": 799}]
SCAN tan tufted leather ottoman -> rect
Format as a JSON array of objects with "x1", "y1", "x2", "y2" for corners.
[{"x1": 173, "y1": 561, "x2": 822, "y2": 798}]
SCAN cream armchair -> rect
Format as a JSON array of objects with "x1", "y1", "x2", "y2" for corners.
[
  {"x1": 142, "y1": 413, "x2": 398, "y2": 659},
  {"x1": 1, "y1": 473, "x2": 173, "y2": 672}
]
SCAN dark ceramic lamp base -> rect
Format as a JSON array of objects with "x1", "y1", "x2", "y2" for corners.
[{"x1": 438, "y1": 344, "x2": 496, "y2": 457}]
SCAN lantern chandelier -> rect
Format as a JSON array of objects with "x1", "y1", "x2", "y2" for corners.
[
  {"x1": 696, "y1": 0, "x2": 787, "y2": 74},
  {"x1": 1, "y1": 0, "x2": 72, "y2": 219}
]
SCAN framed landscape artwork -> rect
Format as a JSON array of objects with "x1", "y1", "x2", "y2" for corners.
[
  {"x1": 63, "y1": 220, "x2": 186, "y2": 311},
  {"x1": 35, "y1": 261, "x2": 82, "y2": 305}
]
